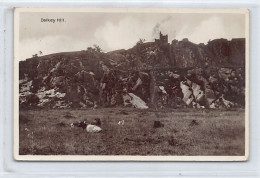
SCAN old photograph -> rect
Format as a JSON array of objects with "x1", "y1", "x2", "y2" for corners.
[{"x1": 14, "y1": 8, "x2": 249, "y2": 161}]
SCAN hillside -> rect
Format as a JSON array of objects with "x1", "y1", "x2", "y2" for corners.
[{"x1": 19, "y1": 37, "x2": 245, "y2": 109}]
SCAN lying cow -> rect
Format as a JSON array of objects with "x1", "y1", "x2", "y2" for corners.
[
  {"x1": 70, "y1": 121, "x2": 102, "y2": 132},
  {"x1": 86, "y1": 124, "x2": 102, "y2": 132},
  {"x1": 70, "y1": 121, "x2": 86, "y2": 129}
]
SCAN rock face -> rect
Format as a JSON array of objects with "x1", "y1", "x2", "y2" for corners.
[{"x1": 19, "y1": 38, "x2": 245, "y2": 109}]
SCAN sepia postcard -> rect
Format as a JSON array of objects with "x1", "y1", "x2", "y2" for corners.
[{"x1": 14, "y1": 7, "x2": 249, "y2": 161}]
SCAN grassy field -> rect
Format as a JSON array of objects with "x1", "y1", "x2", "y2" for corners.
[{"x1": 19, "y1": 107, "x2": 245, "y2": 156}]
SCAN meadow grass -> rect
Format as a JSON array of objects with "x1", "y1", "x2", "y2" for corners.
[{"x1": 19, "y1": 107, "x2": 245, "y2": 156}]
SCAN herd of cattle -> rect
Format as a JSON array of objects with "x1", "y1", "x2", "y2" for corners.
[{"x1": 70, "y1": 117, "x2": 171, "y2": 133}]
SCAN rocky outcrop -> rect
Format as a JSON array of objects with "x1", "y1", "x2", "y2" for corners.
[
  {"x1": 19, "y1": 38, "x2": 245, "y2": 109},
  {"x1": 171, "y1": 38, "x2": 245, "y2": 68}
]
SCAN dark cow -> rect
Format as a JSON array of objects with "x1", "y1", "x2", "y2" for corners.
[
  {"x1": 71, "y1": 121, "x2": 87, "y2": 130},
  {"x1": 153, "y1": 121, "x2": 164, "y2": 128}
]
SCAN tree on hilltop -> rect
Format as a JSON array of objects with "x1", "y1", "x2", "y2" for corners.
[
  {"x1": 32, "y1": 54, "x2": 38, "y2": 58},
  {"x1": 136, "y1": 38, "x2": 145, "y2": 45}
]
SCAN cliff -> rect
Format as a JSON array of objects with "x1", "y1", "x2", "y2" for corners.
[{"x1": 19, "y1": 38, "x2": 245, "y2": 109}]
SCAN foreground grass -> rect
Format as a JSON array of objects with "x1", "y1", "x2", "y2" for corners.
[{"x1": 19, "y1": 107, "x2": 245, "y2": 156}]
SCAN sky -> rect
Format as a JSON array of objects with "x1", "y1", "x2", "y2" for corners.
[{"x1": 19, "y1": 12, "x2": 246, "y2": 61}]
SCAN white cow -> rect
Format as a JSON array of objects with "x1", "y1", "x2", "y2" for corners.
[{"x1": 86, "y1": 124, "x2": 102, "y2": 132}]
